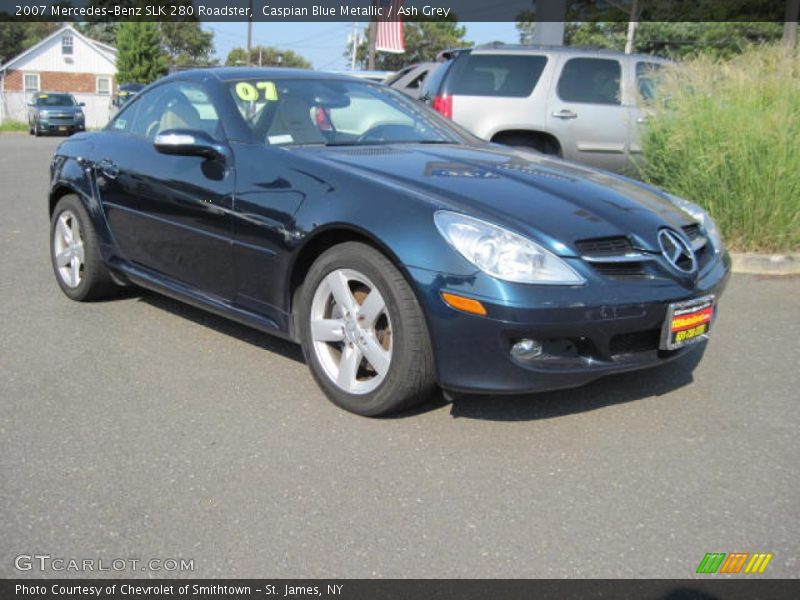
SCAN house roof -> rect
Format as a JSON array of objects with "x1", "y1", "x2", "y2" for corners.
[{"x1": 0, "y1": 25, "x2": 117, "y2": 72}]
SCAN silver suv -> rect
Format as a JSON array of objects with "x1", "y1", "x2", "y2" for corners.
[{"x1": 420, "y1": 44, "x2": 669, "y2": 173}]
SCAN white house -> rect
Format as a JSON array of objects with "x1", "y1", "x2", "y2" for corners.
[{"x1": 0, "y1": 25, "x2": 117, "y2": 128}]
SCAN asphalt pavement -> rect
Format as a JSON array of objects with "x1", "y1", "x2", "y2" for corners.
[{"x1": 1, "y1": 134, "x2": 798, "y2": 578}]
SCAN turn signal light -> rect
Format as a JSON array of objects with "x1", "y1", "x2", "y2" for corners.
[{"x1": 441, "y1": 292, "x2": 487, "y2": 316}]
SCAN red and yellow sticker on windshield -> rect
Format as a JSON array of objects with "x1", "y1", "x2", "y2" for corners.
[{"x1": 235, "y1": 81, "x2": 278, "y2": 102}]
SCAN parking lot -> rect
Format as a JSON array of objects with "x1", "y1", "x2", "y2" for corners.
[{"x1": 1, "y1": 134, "x2": 798, "y2": 578}]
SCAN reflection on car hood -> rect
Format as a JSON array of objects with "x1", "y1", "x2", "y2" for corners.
[{"x1": 299, "y1": 143, "x2": 693, "y2": 254}]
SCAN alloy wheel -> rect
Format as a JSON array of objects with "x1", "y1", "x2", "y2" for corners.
[
  {"x1": 309, "y1": 268, "x2": 393, "y2": 395},
  {"x1": 53, "y1": 210, "x2": 85, "y2": 288}
]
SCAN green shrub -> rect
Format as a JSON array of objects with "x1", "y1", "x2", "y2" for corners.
[{"x1": 640, "y1": 45, "x2": 799, "y2": 252}]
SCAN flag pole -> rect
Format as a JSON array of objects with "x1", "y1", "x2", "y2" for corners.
[{"x1": 368, "y1": 1, "x2": 377, "y2": 69}]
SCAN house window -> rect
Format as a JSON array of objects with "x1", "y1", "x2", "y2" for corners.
[
  {"x1": 96, "y1": 76, "x2": 112, "y2": 95},
  {"x1": 24, "y1": 73, "x2": 40, "y2": 93},
  {"x1": 62, "y1": 34, "x2": 74, "y2": 56}
]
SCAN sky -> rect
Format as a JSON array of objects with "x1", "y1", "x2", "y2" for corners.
[{"x1": 203, "y1": 22, "x2": 519, "y2": 70}]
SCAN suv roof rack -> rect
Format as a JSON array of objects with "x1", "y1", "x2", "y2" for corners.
[{"x1": 472, "y1": 42, "x2": 630, "y2": 55}]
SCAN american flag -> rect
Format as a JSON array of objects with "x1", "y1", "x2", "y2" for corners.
[{"x1": 375, "y1": 0, "x2": 405, "y2": 54}]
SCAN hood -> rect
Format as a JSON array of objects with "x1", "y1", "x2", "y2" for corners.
[{"x1": 297, "y1": 143, "x2": 693, "y2": 257}]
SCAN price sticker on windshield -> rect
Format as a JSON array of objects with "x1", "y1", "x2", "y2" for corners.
[{"x1": 235, "y1": 81, "x2": 278, "y2": 102}]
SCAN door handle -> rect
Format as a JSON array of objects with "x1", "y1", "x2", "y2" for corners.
[
  {"x1": 97, "y1": 158, "x2": 119, "y2": 179},
  {"x1": 552, "y1": 109, "x2": 578, "y2": 119}
]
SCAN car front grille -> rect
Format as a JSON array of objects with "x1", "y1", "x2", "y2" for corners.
[
  {"x1": 592, "y1": 262, "x2": 647, "y2": 278},
  {"x1": 682, "y1": 223, "x2": 701, "y2": 241},
  {"x1": 575, "y1": 236, "x2": 634, "y2": 257},
  {"x1": 609, "y1": 329, "x2": 661, "y2": 355}
]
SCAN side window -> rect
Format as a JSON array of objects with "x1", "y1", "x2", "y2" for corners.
[
  {"x1": 448, "y1": 54, "x2": 548, "y2": 98},
  {"x1": 117, "y1": 82, "x2": 221, "y2": 140},
  {"x1": 636, "y1": 61, "x2": 663, "y2": 101},
  {"x1": 557, "y1": 58, "x2": 622, "y2": 105},
  {"x1": 405, "y1": 70, "x2": 428, "y2": 91},
  {"x1": 420, "y1": 61, "x2": 450, "y2": 100}
]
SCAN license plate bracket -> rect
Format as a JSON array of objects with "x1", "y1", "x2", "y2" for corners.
[{"x1": 660, "y1": 295, "x2": 715, "y2": 350}]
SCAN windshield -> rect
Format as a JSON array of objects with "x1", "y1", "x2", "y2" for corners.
[
  {"x1": 35, "y1": 94, "x2": 76, "y2": 106},
  {"x1": 228, "y1": 78, "x2": 464, "y2": 147},
  {"x1": 114, "y1": 91, "x2": 138, "y2": 108}
]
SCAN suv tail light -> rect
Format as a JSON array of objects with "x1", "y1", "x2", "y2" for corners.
[{"x1": 432, "y1": 95, "x2": 452, "y2": 119}]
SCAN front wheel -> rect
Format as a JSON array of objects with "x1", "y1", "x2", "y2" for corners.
[
  {"x1": 297, "y1": 242, "x2": 435, "y2": 416},
  {"x1": 50, "y1": 195, "x2": 118, "y2": 301}
]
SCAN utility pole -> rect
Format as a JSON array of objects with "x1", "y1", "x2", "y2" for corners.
[
  {"x1": 625, "y1": 0, "x2": 639, "y2": 54},
  {"x1": 246, "y1": 0, "x2": 253, "y2": 66},
  {"x1": 367, "y1": 21, "x2": 376, "y2": 70},
  {"x1": 785, "y1": 0, "x2": 799, "y2": 49},
  {"x1": 349, "y1": 22, "x2": 360, "y2": 70},
  {"x1": 531, "y1": 0, "x2": 566, "y2": 46}
]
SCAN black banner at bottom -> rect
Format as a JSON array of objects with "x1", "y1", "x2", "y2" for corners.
[{"x1": 3, "y1": 579, "x2": 799, "y2": 600}]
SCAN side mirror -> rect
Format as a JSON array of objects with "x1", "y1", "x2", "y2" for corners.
[
  {"x1": 79, "y1": 102, "x2": 86, "y2": 107},
  {"x1": 154, "y1": 129, "x2": 225, "y2": 160}
]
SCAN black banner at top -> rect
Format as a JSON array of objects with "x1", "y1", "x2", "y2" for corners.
[{"x1": 0, "y1": 0, "x2": 791, "y2": 23}]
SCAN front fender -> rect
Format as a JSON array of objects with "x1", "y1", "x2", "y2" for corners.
[{"x1": 49, "y1": 152, "x2": 117, "y2": 261}]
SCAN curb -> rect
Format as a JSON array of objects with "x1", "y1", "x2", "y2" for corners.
[{"x1": 730, "y1": 253, "x2": 800, "y2": 275}]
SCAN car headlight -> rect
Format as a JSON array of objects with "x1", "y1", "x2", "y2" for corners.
[
  {"x1": 434, "y1": 211, "x2": 585, "y2": 284},
  {"x1": 666, "y1": 194, "x2": 724, "y2": 254},
  {"x1": 76, "y1": 111, "x2": 85, "y2": 121},
  {"x1": 38, "y1": 110, "x2": 49, "y2": 119}
]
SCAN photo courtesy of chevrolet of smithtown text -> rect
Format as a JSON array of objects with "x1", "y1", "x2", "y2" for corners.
[{"x1": 0, "y1": 0, "x2": 798, "y2": 598}]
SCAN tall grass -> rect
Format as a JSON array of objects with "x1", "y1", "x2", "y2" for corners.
[{"x1": 640, "y1": 45, "x2": 799, "y2": 252}]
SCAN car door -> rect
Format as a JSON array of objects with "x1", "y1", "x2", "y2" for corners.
[
  {"x1": 96, "y1": 81, "x2": 236, "y2": 300},
  {"x1": 546, "y1": 56, "x2": 631, "y2": 172}
]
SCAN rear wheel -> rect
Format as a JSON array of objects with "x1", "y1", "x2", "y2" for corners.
[
  {"x1": 297, "y1": 242, "x2": 435, "y2": 416},
  {"x1": 50, "y1": 195, "x2": 117, "y2": 301}
]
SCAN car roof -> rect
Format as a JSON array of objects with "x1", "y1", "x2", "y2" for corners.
[
  {"x1": 160, "y1": 67, "x2": 368, "y2": 84},
  {"x1": 469, "y1": 43, "x2": 670, "y2": 62},
  {"x1": 438, "y1": 43, "x2": 670, "y2": 63}
]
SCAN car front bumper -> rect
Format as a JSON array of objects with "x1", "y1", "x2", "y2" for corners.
[
  {"x1": 408, "y1": 252, "x2": 731, "y2": 395},
  {"x1": 35, "y1": 119, "x2": 84, "y2": 134}
]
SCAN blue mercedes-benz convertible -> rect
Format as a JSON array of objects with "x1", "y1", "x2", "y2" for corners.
[{"x1": 48, "y1": 68, "x2": 730, "y2": 416}]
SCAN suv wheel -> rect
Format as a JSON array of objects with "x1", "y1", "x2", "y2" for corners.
[{"x1": 297, "y1": 242, "x2": 435, "y2": 416}]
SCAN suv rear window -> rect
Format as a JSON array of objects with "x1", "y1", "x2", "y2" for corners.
[
  {"x1": 447, "y1": 54, "x2": 547, "y2": 97},
  {"x1": 557, "y1": 58, "x2": 621, "y2": 105}
]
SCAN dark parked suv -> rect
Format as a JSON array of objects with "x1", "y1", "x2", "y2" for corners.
[{"x1": 420, "y1": 44, "x2": 669, "y2": 172}]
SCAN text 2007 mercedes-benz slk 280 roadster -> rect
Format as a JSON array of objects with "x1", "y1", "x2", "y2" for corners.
[{"x1": 48, "y1": 68, "x2": 730, "y2": 416}]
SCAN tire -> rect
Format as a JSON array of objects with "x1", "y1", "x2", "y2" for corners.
[
  {"x1": 34, "y1": 127, "x2": 41, "y2": 137},
  {"x1": 297, "y1": 242, "x2": 435, "y2": 417},
  {"x1": 50, "y1": 195, "x2": 118, "y2": 301}
]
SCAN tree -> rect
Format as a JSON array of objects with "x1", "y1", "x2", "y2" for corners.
[
  {"x1": 0, "y1": 22, "x2": 64, "y2": 64},
  {"x1": 76, "y1": 22, "x2": 119, "y2": 46},
  {"x1": 115, "y1": 21, "x2": 168, "y2": 84},
  {"x1": 78, "y1": 1, "x2": 216, "y2": 67},
  {"x1": 346, "y1": 20, "x2": 469, "y2": 71},
  {"x1": 225, "y1": 46, "x2": 311, "y2": 69},
  {"x1": 514, "y1": 20, "x2": 783, "y2": 59},
  {"x1": 159, "y1": 23, "x2": 215, "y2": 67}
]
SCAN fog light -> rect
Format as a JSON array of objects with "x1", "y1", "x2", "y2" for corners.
[{"x1": 511, "y1": 338, "x2": 542, "y2": 360}]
